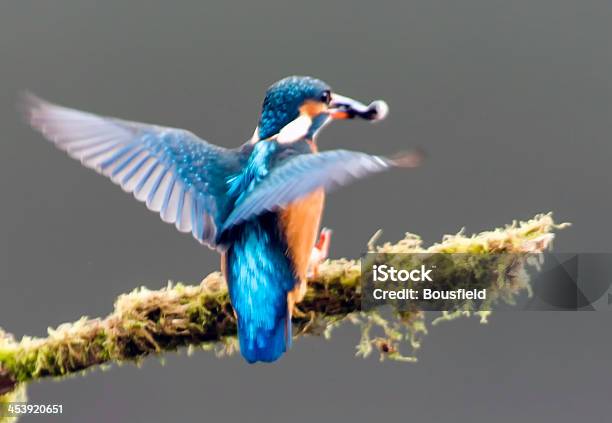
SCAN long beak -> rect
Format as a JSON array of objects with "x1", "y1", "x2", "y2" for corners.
[{"x1": 329, "y1": 93, "x2": 389, "y2": 121}]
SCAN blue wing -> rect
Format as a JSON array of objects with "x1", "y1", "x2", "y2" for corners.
[
  {"x1": 220, "y1": 149, "x2": 399, "y2": 231},
  {"x1": 23, "y1": 94, "x2": 240, "y2": 249}
]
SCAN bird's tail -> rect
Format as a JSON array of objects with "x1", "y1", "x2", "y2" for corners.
[
  {"x1": 237, "y1": 309, "x2": 291, "y2": 363},
  {"x1": 224, "y1": 218, "x2": 296, "y2": 363}
]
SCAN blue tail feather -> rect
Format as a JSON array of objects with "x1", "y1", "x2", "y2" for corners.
[
  {"x1": 238, "y1": 313, "x2": 289, "y2": 363},
  {"x1": 225, "y1": 214, "x2": 296, "y2": 363}
]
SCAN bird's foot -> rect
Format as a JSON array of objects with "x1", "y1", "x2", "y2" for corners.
[
  {"x1": 291, "y1": 304, "x2": 308, "y2": 318},
  {"x1": 307, "y1": 227, "x2": 332, "y2": 279}
]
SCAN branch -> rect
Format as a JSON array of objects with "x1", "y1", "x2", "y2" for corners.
[{"x1": 0, "y1": 213, "x2": 567, "y2": 403}]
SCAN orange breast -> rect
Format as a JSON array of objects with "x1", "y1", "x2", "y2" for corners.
[
  {"x1": 280, "y1": 139, "x2": 325, "y2": 287},
  {"x1": 280, "y1": 189, "x2": 325, "y2": 283}
]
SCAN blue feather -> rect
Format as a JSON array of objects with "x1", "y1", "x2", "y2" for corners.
[
  {"x1": 99, "y1": 144, "x2": 136, "y2": 171},
  {"x1": 120, "y1": 154, "x2": 150, "y2": 185},
  {"x1": 134, "y1": 162, "x2": 159, "y2": 194},
  {"x1": 146, "y1": 167, "x2": 169, "y2": 207},
  {"x1": 225, "y1": 214, "x2": 294, "y2": 363},
  {"x1": 111, "y1": 147, "x2": 144, "y2": 178},
  {"x1": 160, "y1": 174, "x2": 177, "y2": 217},
  {"x1": 175, "y1": 185, "x2": 187, "y2": 229}
]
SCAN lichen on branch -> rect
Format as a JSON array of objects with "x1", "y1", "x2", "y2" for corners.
[{"x1": 0, "y1": 213, "x2": 567, "y2": 414}]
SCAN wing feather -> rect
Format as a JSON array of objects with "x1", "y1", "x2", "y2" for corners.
[
  {"x1": 221, "y1": 150, "x2": 398, "y2": 231},
  {"x1": 22, "y1": 93, "x2": 238, "y2": 249}
]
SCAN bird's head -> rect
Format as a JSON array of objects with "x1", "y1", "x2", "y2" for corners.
[{"x1": 253, "y1": 76, "x2": 388, "y2": 143}]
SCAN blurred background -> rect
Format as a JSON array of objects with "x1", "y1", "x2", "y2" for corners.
[{"x1": 1, "y1": 1, "x2": 611, "y2": 421}]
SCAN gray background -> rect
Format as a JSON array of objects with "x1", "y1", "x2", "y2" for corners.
[{"x1": 1, "y1": 1, "x2": 611, "y2": 422}]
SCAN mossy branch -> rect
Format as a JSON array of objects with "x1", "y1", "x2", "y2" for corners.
[{"x1": 0, "y1": 213, "x2": 567, "y2": 408}]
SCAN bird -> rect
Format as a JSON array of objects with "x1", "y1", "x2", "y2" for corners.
[{"x1": 21, "y1": 76, "x2": 421, "y2": 363}]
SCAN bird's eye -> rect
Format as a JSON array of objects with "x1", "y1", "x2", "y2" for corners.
[{"x1": 320, "y1": 91, "x2": 331, "y2": 104}]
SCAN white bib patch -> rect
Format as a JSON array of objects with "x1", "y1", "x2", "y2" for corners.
[{"x1": 276, "y1": 115, "x2": 313, "y2": 143}]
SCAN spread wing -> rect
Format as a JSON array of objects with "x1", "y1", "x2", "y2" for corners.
[
  {"x1": 22, "y1": 94, "x2": 240, "y2": 249},
  {"x1": 221, "y1": 149, "x2": 417, "y2": 231}
]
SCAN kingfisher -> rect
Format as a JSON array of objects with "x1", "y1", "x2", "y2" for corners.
[{"x1": 22, "y1": 76, "x2": 420, "y2": 363}]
